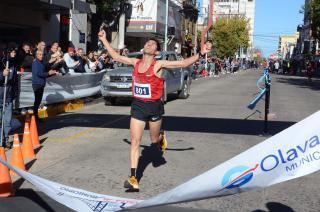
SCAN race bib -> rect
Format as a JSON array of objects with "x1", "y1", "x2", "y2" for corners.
[{"x1": 133, "y1": 82, "x2": 151, "y2": 98}]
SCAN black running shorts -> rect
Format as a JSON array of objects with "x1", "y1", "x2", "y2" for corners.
[{"x1": 131, "y1": 99, "x2": 164, "y2": 122}]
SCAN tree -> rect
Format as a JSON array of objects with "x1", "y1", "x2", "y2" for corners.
[
  {"x1": 86, "y1": 0, "x2": 127, "y2": 50},
  {"x1": 307, "y1": 0, "x2": 320, "y2": 41},
  {"x1": 87, "y1": 0, "x2": 123, "y2": 14},
  {"x1": 211, "y1": 16, "x2": 249, "y2": 58}
]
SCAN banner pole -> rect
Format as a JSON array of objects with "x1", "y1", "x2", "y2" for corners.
[{"x1": 264, "y1": 71, "x2": 270, "y2": 134}]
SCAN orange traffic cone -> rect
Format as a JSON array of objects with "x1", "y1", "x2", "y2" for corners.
[
  {"x1": 22, "y1": 121, "x2": 36, "y2": 159},
  {"x1": 30, "y1": 115, "x2": 41, "y2": 149},
  {"x1": 0, "y1": 147, "x2": 14, "y2": 197},
  {"x1": 10, "y1": 134, "x2": 26, "y2": 176}
]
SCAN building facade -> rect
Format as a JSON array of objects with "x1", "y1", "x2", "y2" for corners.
[
  {"x1": 197, "y1": 0, "x2": 256, "y2": 57},
  {"x1": 296, "y1": 0, "x2": 319, "y2": 59},
  {"x1": 122, "y1": 0, "x2": 183, "y2": 52},
  {"x1": 213, "y1": 0, "x2": 255, "y2": 47},
  {"x1": 181, "y1": 0, "x2": 198, "y2": 56},
  {"x1": 0, "y1": 0, "x2": 95, "y2": 52},
  {"x1": 278, "y1": 33, "x2": 300, "y2": 60}
]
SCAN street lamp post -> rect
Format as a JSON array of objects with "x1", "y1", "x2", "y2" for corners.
[
  {"x1": 164, "y1": 0, "x2": 169, "y2": 51},
  {"x1": 69, "y1": 1, "x2": 73, "y2": 42}
]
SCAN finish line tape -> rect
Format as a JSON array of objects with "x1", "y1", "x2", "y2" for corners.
[{"x1": 1, "y1": 111, "x2": 320, "y2": 211}]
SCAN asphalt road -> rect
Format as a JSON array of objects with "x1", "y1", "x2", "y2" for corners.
[{"x1": 1, "y1": 69, "x2": 320, "y2": 212}]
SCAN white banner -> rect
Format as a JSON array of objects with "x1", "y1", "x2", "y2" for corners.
[
  {"x1": 1, "y1": 111, "x2": 320, "y2": 211},
  {"x1": 0, "y1": 159, "x2": 141, "y2": 211},
  {"x1": 19, "y1": 70, "x2": 106, "y2": 108},
  {"x1": 129, "y1": 0, "x2": 157, "y2": 22}
]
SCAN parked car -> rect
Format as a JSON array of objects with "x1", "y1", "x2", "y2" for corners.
[{"x1": 100, "y1": 51, "x2": 192, "y2": 105}]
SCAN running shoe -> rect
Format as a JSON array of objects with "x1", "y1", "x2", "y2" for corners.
[
  {"x1": 159, "y1": 131, "x2": 168, "y2": 152},
  {"x1": 124, "y1": 176, "x2": 139, "y2": 191}
]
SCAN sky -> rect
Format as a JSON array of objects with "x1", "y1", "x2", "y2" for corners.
[{"x1": 254, "y1": 0, "x2": 305, "y2": 57}]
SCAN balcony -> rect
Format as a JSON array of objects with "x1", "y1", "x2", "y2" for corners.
[{"x1": 2, "y1": 0, "x2": 72, "y2": 13}]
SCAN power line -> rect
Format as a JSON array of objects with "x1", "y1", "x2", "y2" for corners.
[
  {"x1": 253, "y1": 35, "x2": 280, "y2": 38},
  {"x1": 254, "y1": 37, "x2": 279, "y2": 42}
]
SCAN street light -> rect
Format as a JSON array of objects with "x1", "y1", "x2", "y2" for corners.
[{"x1": 164, "y1": 0, "x2": 169, "y2": 51}]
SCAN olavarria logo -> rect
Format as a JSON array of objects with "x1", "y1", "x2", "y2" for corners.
[
  {"x1": 260, "y1": 135, "x2": 320, "y2": 172},
  {"x1": 221, "y1": 135, "x2": 320, "y2": 190},
  {"x1": 221, "y1": 164, "x2": 259, "y2": 189}
]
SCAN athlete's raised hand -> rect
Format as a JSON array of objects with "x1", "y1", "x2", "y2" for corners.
[
  {"x1": 98, "y1": 30, "x2": 107, "y2": 41},
  {"x1": 200, "y1": 41, "x2": 213, "y2": 55}
]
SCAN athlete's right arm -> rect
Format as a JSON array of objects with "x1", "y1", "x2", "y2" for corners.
[{"x1": 98, "y1": 31, "x2": 138, "y2": 66}]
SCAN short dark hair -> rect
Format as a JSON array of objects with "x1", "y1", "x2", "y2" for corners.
[
  {"x1": 22, "y1": 43, "x2": 31, "y2": 47},
  {"x1": 101, "y1": 49, "x2": 108, "y2": 54},
  {"x1": 148, "y1": 38, "x2": 161, "y2": 51}
]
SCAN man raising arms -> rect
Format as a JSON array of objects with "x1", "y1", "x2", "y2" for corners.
[{"x1": 98, "y1": 30, "x2": 212, "y2": 191}]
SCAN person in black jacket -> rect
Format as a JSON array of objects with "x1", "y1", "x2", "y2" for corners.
[
  {"x1": 32, "y1": 50, "x2": 57, "y2": 120},
  {"x1": 0, "y1": 49, "x2": 19, "y2": 148},
  {"x1": 18, "y1": 43, "x2": 34, "y2": 73}
]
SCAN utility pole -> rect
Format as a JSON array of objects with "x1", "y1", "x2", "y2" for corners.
[
  {"x1": 194, "y1": 24, "x2": 197, "y2": 55},
  {"x1": 164, "y1": 0, "x2": 169, "y2": 51},
  {"x1": 118, "y1": 2, "x2": 126, "y2": 50},
  {"x1": 69, "y1": 1, "x2": 73, "y2": 42}
]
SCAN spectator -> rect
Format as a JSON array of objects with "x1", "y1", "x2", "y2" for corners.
[
  {"x1": 33, "y1": 41, "x2": 46, "y2": 57},
  {"x1": 103, "y1": 54, "x2": 114, "y2": 69},
  {"x1": 274, "y1": 60, "x2": 280, "y2": 74},
  {"x1": 43, "y1": 42, "x2": 67, "y2": 74},
  {"x1": 32, "y1": 50, "x2": 57, "y2": 121},
  {"x1": 121, "y1": 48, "x2": 129, "y2": 56},
  {"x1": 85, "y1": 51, "x2": 99, "y2": 72},
  {"x1": 63, "y1": 47, "x2": 80, "y2": 74},
  {"x1": 45, "y1": 42, "x2": 59, "y2": 66},
  {"x1": 0, "y1": 49, "x2": 19, "y2": 149},
  {"x1": 75, "y1": 48, "x2": 86, "y2": 73},
  {"x1": 93, "y1": 52, "x2": 100, "y2": 65},
  {"x1": 225, "y1": 58, "x2": 231, "y2": 73},
  {"x1": 50, "y1": 49, "x2": 66, "y2": 74},
  {"x1": 306, "y1": 60, "x2": 316, "y2": 83},
  {"x1": 18, "y1": 43, "x2": 34, "y2": 73},
  {"x1": 282, "y1": 60, "x2": 288, "y2": 75},
  {"x1": 98, "y1": 50, "x2": 113, "y2": 70},
  {"x1": 231, "y1": 59, "x2": 236, "y2": 73}
]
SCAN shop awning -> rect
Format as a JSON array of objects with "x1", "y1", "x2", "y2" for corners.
[
  {"x1": 2, "y1": 0, "x2": 96, "y2": 14},
  {"x1": 73, "y1": 0, "x2": 96, "y2": 13},
  {"x1": 2, "y1": 0, "x2": 72, "y2": 13},
  {"x1": 73, "y1": 0, "x2": 96, "y2": 14},
  {"x1": 47, "y1": 0, "x2": 72, "y2": 9}
]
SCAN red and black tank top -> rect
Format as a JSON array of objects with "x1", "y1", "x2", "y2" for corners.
[{"x1": 132, "y1": 59, "x2": 164, "y2": 101}]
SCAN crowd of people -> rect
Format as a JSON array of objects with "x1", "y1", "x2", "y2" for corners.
[
  {"x1": 267, "y1": 58, "x2": 320, "y2": 83},
  {"x1": 0, "y1": 40, "x2": 128, "y2": 149},
  {"x1": 192, "y1": 57, "x2": 259, "y2": 79},
  {"x1": 0, "y1": 41, "x2": 119, "y2": 75}
]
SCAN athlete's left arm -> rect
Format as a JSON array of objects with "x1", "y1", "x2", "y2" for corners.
[{"x1": 158, "y1": 42, "x2": 212, "y2": 69}]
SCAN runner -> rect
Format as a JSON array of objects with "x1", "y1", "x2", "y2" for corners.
[{"x1": 98, "y1": 30, "x2": 212, "y2": 191}]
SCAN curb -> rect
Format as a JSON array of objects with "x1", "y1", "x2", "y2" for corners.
[
  {"x1": 38, "y1": 99, "x2": 85, "y2": 118},
  {"x1": 15, "y1": 96, "x2": 103, "y2": 121}
]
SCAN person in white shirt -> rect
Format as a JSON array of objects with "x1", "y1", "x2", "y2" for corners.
[
  {"x1": 63, "y1": 47, "x2": 80, "y2": 74},
  {"x1": 274, "y1": 60, "x2": 280, "y2": 74}
]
